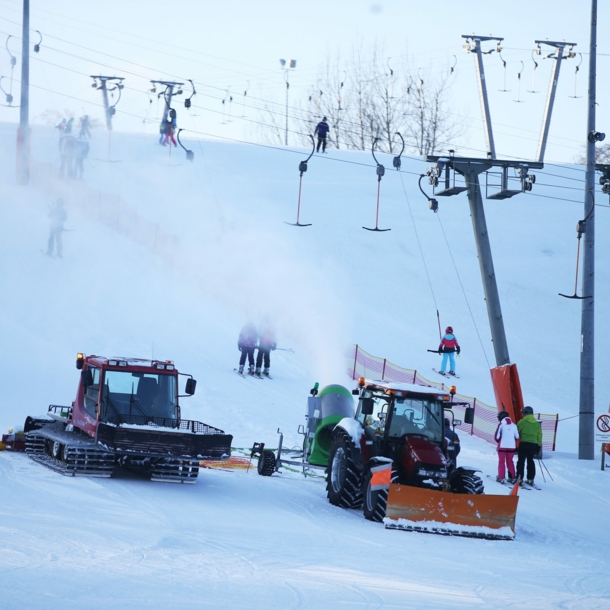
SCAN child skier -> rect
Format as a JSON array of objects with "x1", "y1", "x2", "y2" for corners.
[
  {"x1": 237, "y1": 321, "x2": 258, "y2": 375},
  {"x1": 438, "y1": 326, "x2": 460, "y2": 376},
  {"x1": 494, "y1": 411, "x2": 520, "y2": 483}
]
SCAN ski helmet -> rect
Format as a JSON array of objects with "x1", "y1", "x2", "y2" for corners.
[
  {"x1": 497, "y1": 410, "x2": 509, "y2": 421},
  {"x1": 445, "y1": 326, "x2": 453, "y2": 334},
  {"x1": 523, "y1": 406, "x2": 534, "y2": 415}
]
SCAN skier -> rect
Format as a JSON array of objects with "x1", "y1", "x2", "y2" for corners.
[
  {"x1": 162, "y1": 121, "x2": 177, "y2": 147},
  {"x1": 255, "y1": 317, "x2": 277, "y2": 377},
  {"x1": 79, "y1": 115, "x2": 91, "y2": 138},
  {"x1": 47, "y1": 199, "x2": 67, "y2": 258},
  {"x1": 444, "y1": 417, "x2": 461, "y2": 467},
  {"x1": 438, "y1": 326, "x2": 460, "y2": 376},
  {"x1": 314, "y1": 117, "x2": 330, "y2": 153},
  {"x1": 65, "y1": 117, "x2": 74, "y2": 135},
  {"x1": 74, "y1": 137, "x2": 90, "y2": 180},
  {"x1": 56, "y1": 118, "x2": 67, "y2": 137},
  {"x1": 158, "y1": 120, "x2": 168, "y2": 145},
  {"x1": 516, "y1": 406, "x2": 542, "y2": 486},
  {"x1": 494, "y1": 411, "x2": 520, "y2": 483},
  {"x1": 237, "y1": 321, "x2": 258, "y2": 375}
]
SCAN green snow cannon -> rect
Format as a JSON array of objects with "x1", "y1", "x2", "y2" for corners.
[{"x1": 305, "y1": 383, "x2": 355, "y2": 467}]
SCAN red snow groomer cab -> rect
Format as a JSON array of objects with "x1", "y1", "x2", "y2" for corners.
[{"x1": 24, "y1": 353, "x2": 232, "y2": 483}]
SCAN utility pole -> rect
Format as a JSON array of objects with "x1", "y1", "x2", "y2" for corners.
[
  {"x1": 16, "y1": 0, "x2": 30, "y2": 185},
  {"x1": 462, "y1": 35, "x2": 502, "y2": 160},
  {"x1": 150, "y1": 80, "x2": 183, "y2": 123},
  {"x1": 535, "y1": 40, "x2": 577, "y2": 162},
  {"x1": 579, "y1": 0, "x2": 599, "y2": 460},
  {"x1": 280, "y1": 59, "x2": 296, "y2": 146},
  {"x1": 90, "y1": 76, "x2": 124, "y2": 131}
]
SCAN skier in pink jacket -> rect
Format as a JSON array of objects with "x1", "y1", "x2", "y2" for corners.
[{"x1": 494, "y1": 411, "x2": 520, "y2": 483}]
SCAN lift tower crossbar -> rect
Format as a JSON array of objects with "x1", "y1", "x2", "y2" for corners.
[
  {"x1": 534, "y1": 40, "x2": 577, "y2": 163},
  {"x1": 462, "y1": 35, "x2": 503, "y2": 160},
  {"x1": 151, "y1": 80, "x2": 184, "y2": 123},
  {"x1": 90, "y1": 76, "x2": 124, "y2": 131},
  {"x1": 426, "y1": 155, "x2": 543, "y2": 366}
]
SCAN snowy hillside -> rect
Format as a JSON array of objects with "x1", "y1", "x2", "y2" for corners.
[{"x1": 1, "y1": 122, "x2": 609, "y2": 609}]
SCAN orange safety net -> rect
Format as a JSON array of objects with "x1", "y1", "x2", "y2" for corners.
[{"x1": 346, "y1": 345, "x2": 558, "y2": 451}]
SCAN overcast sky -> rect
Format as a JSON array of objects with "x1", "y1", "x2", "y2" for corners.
[{"x1": 0, "y1": 0, "x2": 606, "y2": 163}]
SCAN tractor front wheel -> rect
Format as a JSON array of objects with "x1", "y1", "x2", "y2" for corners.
[
  {"x1": 326, "y1": 430, "x2": 362, "y2": 508},
  {"x1": 257, "y1": 449, "x2": 276, "y2": 476},
  {"x1": 363, "y1": 463, "x2": 398, "y2": 522},
  {"x1": 450, "y1": 468, "x2": 484, "y2": 494}
]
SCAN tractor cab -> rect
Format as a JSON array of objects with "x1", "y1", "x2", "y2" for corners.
[{"x1": 354, "y1": 379, "x2": 455, "y2": 486}]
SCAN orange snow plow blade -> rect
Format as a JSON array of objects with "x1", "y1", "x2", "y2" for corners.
[{"x1": 384, "y1": 484, "x2": 519, "y2": 540}]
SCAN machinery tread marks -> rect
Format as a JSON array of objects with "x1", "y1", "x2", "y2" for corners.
[
  {"x1": 449, "y1": 468, "x2": 485, "y2": 495},
  {"x1": 326, "y1": 429, "x2": 363, "y2": 509},
  {"x1": 363, "y1": 462, "x2": 399, "y2": 522},
  {"x1": 257, "y1": 449, "x2": 276, "y2": 476}
]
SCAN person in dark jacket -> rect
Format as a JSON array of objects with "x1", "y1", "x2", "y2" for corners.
[
  {"x1": 438, "y1": 326, "x2": 460, "y2": 376},
  {"x1": 444, "y1": 417, "x2": 461, "y2": 467},
  {"x1": 255, "y1": 318, "x2": 277, "y2": 377},
  {"x1": 314, "y1": 117, "x2": 330, "y2": 153},
  {"x1": 516, "y1": 406, "x2": 542, "y2": 485},
  {"x1": 237, "y1": 322, "x2": 258, "y2": 375}
]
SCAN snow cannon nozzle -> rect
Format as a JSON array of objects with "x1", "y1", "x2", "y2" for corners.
[{"x1": 310, "y1": 382, "x2": 319, "y2": 396}]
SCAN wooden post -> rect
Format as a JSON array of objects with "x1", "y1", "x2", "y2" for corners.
[{"x1": 381, "y1": 359, "x2": 386, "y2": 380}]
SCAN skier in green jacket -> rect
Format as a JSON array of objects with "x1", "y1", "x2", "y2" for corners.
[{"x1": 516, "y1": 406, "x2": 542, "y2": 486}]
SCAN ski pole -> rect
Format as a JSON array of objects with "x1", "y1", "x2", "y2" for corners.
[
  {"x1": 275, "y1": 347, "x2": 294, "y2": 353},
  {"x1": 540, "y1": 458, "x2": 553, "y2": 481},
  {"x1": 537, "y1": 459, "x2": 546, "y2": 483}
]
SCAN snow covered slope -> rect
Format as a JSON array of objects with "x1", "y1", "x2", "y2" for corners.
[{"x1": 1, "y1": 123, "x2": 609, "y2": 608}]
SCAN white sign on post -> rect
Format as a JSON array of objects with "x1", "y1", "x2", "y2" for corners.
[{"x1": 595, "y1": 414, "x2": 610, "y2": 443}]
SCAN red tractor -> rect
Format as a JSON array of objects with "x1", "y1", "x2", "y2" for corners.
[
  {"x1": 24, "y1": 353, "x2": 232, "y2": 483},
  {"x1": 327, "y1": 378, "x2": 518, "y2": 539}
]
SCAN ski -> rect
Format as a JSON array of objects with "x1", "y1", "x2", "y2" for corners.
[
  {"x1": 261, "y1": 373, "x2": 273, "y2": 379},
  {"x1": 432, "y1": 368, "x2": 460, "y2": 379},
  {"x1": 233, "y1": 368, "x2": 246, "y2": 378},
  {"x1": 521, "y1": 481, "x2": 541, "y2": 490}
]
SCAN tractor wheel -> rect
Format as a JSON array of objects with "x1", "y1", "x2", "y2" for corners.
[
  {"x1": 257, "y1": 450, "x2": 276, "y2": 476},
  {"x1": 363, "y1": 463, "x2": 398, "y2": 522},
  {"x1": 450, "y1": 468, "x2": 484, "y2": 494},
  {"x1": 326, "y1": 430, "x2": 363, "y2": 508}
]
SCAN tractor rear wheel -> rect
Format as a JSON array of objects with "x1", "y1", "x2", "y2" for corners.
[
  {"x1": 363, "y1": 463, "x2": 398, "y2": 522},
  {"x1": 450, "y1": 468, "x2": 484, "y2": 494},
  {"x1": 257, "y1": 449, "x2": 276, "y2": 476},
  {"x1": 326, "y1": 430, "x2": 362, "y2": 508}
]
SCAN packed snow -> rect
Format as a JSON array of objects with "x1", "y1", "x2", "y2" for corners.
[{"x1": 1, "y1": 122, "x2": 610, "y2": 609}]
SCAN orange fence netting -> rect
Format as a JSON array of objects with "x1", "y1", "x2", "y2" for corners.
[{"x1": 346, "y1": 345, "x2": 558, "y2": 451}]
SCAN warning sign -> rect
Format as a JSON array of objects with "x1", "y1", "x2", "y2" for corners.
[{"x1": 595, "y1": 414, "x2": 610, "y2": 443}]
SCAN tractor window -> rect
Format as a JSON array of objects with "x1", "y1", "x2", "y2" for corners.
[
  {"x1": 83, "y1": 367, "x2": 100, "y2": 417},
  {"x1": 389, "y1": 398, "x2": 443, "y2": 443},
  {"x1": 362, "y1": 396, "x2": 389, "y2": 430},
  {"x1": 100, "y1": 371, "x2": 178, "y2": 421}
]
